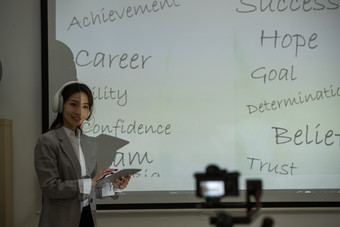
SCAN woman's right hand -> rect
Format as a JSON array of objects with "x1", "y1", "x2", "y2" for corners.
[{"x1": 92, "y1": 168, "x2": 118, "y2": 187}]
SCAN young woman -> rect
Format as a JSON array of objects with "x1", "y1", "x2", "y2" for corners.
[{"x1": 34, "y1": 82, "x2": 130, "y2": 227}]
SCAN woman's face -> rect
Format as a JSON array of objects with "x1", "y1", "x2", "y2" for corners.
[{"x1": 62, "y1": 91, "x2": 90, "y2": 131}]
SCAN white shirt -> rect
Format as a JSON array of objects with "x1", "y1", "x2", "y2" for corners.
[{"x1": 63, "y1": 127, "x2": 91, "y2": 206}]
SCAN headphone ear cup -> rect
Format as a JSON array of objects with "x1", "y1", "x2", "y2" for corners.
[
  {"x1": 52, "y1": 81, "x2": 79, "y2": 113},
  {"x1": 52, "y1": 88, "x2": 62, "y2": 113},
  {"x1": 58, "y1": 94, "x2": 64, "y2": 113},
  {"x1": 52, "y1": 91, "x2": 64, "y2": 113},
  {"x1": 86, "y1": 104, "x2": 96, "y2": 121}
]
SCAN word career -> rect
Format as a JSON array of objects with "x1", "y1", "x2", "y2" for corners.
[{"x1": 75, "y1": 49, "x2": 152, "y2": 70}]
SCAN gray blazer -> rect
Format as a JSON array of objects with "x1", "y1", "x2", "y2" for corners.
[{"x1": 34, "y1": 127, "x2": 98, "y2": 227}]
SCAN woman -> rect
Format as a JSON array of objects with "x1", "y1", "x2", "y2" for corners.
[{"x1": 34, "y1": 82, "x2": 130, "y2": 227}]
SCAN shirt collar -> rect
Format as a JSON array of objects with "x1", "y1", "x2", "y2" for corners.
[{"x1": 63, "y1": 127, "x2": 81, "y2": 138}]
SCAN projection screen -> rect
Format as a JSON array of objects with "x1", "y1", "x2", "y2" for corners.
[{"x1": 42, "y1": 0, "x2": 340, "y2": 208}]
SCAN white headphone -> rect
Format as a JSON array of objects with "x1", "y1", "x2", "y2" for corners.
[{"x1": 52, "y1": 81, "x2": 95, "y2": 121}]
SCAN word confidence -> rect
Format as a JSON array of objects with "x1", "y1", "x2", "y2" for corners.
[
  {"x1": 272, "y1": 123, "x2": 340, "y2": 146},
  {"x1": 236, "y1": 0, "x2": 339, "y2": 13},
  {"x1": 67, "y1": 0, "x2": 180, "y2": 31},
  {"x1": 247, "y1": 157, "x2": 298, "y2": 175},
  {"x1": 75, "y1": 50, "x2": 152, "y2": 70},
  {"x1": 83, "y1": 119, "x2": 172, "y2": 137}
]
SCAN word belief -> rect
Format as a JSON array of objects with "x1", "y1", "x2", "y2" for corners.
[{"x1": 272, "y1": 123, "x2": 340, "y2": 146}]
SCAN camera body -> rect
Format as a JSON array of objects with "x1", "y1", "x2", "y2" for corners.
[{"x1": 195, "y1": 165, "x2": 239, "y2": 199}]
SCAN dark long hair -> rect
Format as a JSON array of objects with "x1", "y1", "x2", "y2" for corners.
[{"x1": 50, "y1": 83, "x2": 93, "y2": 131}]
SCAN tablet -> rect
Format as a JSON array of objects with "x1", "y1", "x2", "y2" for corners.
[{"x1": 97, "y1": 168, "x2": 141, "y2": 187}]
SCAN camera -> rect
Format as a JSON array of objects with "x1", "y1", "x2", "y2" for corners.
[
  {"x1": 194, "y1": 165, "x2": 269, "y2": 227},
  {"x1": 195, "y1": 165, "x2": 239, "y2": 200}
]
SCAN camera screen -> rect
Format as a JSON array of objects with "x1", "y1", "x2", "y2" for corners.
[{"x1": 200, "y1": 180, "x2": 225, "y2": 198}]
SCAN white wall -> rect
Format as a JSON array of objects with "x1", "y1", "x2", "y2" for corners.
[
  {"x1": 0, "y1": 1, "x2": 339, "y2": 227},
  {"x1": 0, "y1": 0, "x2": 42, "y2": 226}
]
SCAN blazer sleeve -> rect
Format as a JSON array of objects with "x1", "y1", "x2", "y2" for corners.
[{"x1": 34, "y1": 132, "x2": 81, "y2": 200}]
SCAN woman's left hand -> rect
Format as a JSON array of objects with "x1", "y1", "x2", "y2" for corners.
[{"x1": 113, "y1": 174, "x2": 131, "y2": 189}]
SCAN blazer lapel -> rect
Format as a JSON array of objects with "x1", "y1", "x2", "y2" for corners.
[
  {"x1": 80, "y1": 135, "x2": 95, "y2": 177},
  {"x1": 55, "y1": 127, "x2": 82, "y2": 179}
]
